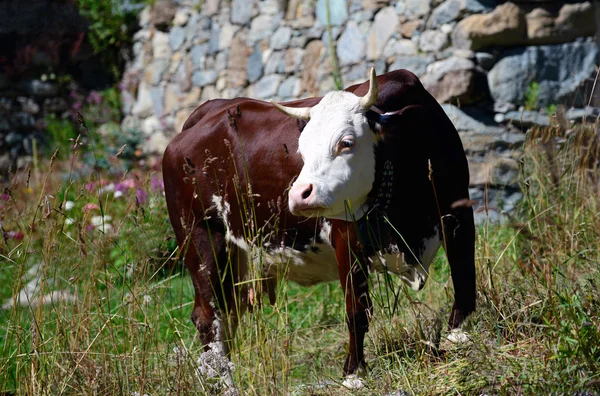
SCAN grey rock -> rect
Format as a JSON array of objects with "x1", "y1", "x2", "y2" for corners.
[
  {"x1": 427, "y1": 0, "x2": 460, "y2": 29},
  {"x1": 249, "y1": 13, "x2": 283, "y2": 43},
  {"x1": 321, "y1": 26, "x2": 342, "y2": 49},
  {"x1": 214, "y1": 51, "x2": 228, "y2": 71},
  {"x1": 441, "y1": 103, "x2": 504, "y2": 133},
  {"x1": 132, "y1": 82, "x2": 154, "y2": 117},
  {"x1": 208, "y1": 25, "x2": 220, "y2": 54},
  {"x1": 271, "y1": 26, "x2": 293, "y2": 50},
  {"x1": 5, "y1": 132, "x2": 23, "y2": 145},
  {"x1": 190, "y1": 44, "x2": 209, "y2": 69},
  {"x1": 150, "y1": 85, "x2": 164, "y2": 115},
  {"x1": 192, "y1": 70, "x2": 218, "y2": 87},
  {"x1": 277, "y1": 76, "x2": 301, "y2": 98},
  {"x1": 422, "y1": 56, "x2": 474, "y2": 81},
  {"x1": 384, "y1": 38, "x2": 417, "y2": 56},
  {"x1": 495, "y1": 110, "x2": 551, "y2": 128},
  {"x1": 405, "y1": 0, "x2": 431, "y2": 19},
  {"x1": 388, "y1": 55, "x2": 434, "y2": 77},
  {"x1": 474, "y1": 51, "x2": 495, "y2": 70},
  {"x1": 264, "y1": 51, "x2": 285, "y2": 74},
  {"x1": 152, "y1": 31, "x2": 171, "y2": 58},
  {"x1": 169, "y1": 26, "x2": 186, "y2": 51},
  {"x1": 418, "y1": 30, "x2": 449, "y2": 52},
  {"x1": 488, "y1": 39, "x2": 599, "y2": 106},
  {"x1": 565, "y1": 107, "x2": 600, "y2": 123},
  {"x1": 337, "y1": 21, "x2": 365, "y2": 66},
  {"x1": 146, "y1": 58, "x2": 170, "y2": 85},
  {"x1": 316, "y1": 0, "x2": 349, "y2": 26},
  {"x1": 250, "y1": 75, "x2": 282, "y2": 99},
  {"x1": 351, "y1": 9, "x2": 374, "y2": 22},
  {"x1": 231, "y1": 0, "x2": 253, "y2": 25},
  {"x1": 218, "y1": 23, "x2": 238, "y2": 51},
  {"x1": 247, "y1": 45, "x2": 264, "y2": 84},
  {"x1": 173, "y1": 9, "x2": 190, "y2": 26},
  {"x1": 17, "y1": 97, "x2": 40, "y2": 114},
  {"x1": 366, "y1": 7, "x2": 399, "y2": 60},
  {"x1": 463, "y1": 0, "x2": 496, "y2": 14}
]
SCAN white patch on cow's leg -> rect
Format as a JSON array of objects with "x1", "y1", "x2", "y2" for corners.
[
  {"x1": 211, "y1": 194, "x2": 249, "y2": 250},
  {"x1": 447, "y1": 328, "x2": 470, "y2": 344},
  {"x1": 196, "y1": 315, "x2": 237, "y2": 393},
  {"x1": 342, "y1": 374, "x2": 365, "y2": 390}
]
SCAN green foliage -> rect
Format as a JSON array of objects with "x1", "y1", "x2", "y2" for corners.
[
  {"x1": 525, "y1": 81, "x2": 540, "y2": 110},
  {"x1": 44, "y1": 114, "x2": 79, "y2": 158},
  {"x1": 76, "y1": 0, "x2": 148, "y2": 78}
]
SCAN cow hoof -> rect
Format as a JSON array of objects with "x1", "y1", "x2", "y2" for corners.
[
  {"x1": 447, "y1": 328, "x2": 470, "y2": 344},
  {"x1": 342, "y1": 374, "x2": 364, "y2": 390}
]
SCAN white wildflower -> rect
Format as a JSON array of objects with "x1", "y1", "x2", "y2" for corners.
[{"x1": 65, "y1": 201, "x2": 75, "y2": 211}]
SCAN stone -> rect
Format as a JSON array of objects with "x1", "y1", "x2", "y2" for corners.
[
  {"x1": 463, "y1": 0, "x2": 496, "y2": 14},
  {"x1": 526, "y1": 2, "x2": 596, "y2": 45},
  {"x1": 399, "y1": 20, "x2": 423, "y2": 38},
  {"x1": 169, "y1": 26, "x2": 186, "y2": 51},
  {"x1": 173, "y1": 9, "x2": 190, "y2": 26},
  {"x1": 143, "y1": 131, "x2": 170, "y2": 154},
  {"x1": 337, "y1": 21, "x2": 365, "y2": 66},
  {"x1": 495, "y1": 110, "x2": 551, "y2": 128},
  {"x1": 22, "y1": 80, "x2": 58, "y2": 96},
  {"x1": 469, "y1": 155, "x2": 519, "y2": 186},
  {"x1": 351, "y1": 9, "x2": 375, "y2": 22},
  {"x1": 366, "y1": 7, "x2": 399, "y2": 60},
  {"x1": 141, "y1": 116, "x2": 162, "y2": 135},
  {"x1": 219, "y1": 23, "x2": 238, "y2": 51},
  {"x1": 144, "y1": 58, "x2": 169, "y2": 85},
  {"x1": 418, "y1": 30, "x2": 449, "y2": 52},
  {"x1": 202, "y1": 0, "x2": 221, "y2": 17},
  {"x1": 284, "y1": 48, "x2": 304, "y2": 73},
  {"x1": 249, "y1": 14, "x2": 283, "y2": 43},
  {"x1": 316, "y1": 0, "x2": 349, "y2": 26},
  {"x1": 132, "y1": 82, "x2": 154, "y2": 118},
  {"x1": 264, "y1": 51, "x2": 285, "y2": 74},
  {"x1": 452, "y1": 2, "x2": 526, "y2": 51},
  {"x1": 150, "y1": 85, "x2": 164, "y2": 115},
  {"x1": 488, "y1": 39, "x2": 598, "y2": 107},
  {"x1": 422, "y1": 57, "x2": 488, "y2": 104},
  {"x1": 192, "y1": 70, "x2": 218, "y2": 87},
  {"x1": 404, "y1": 0, "x2": 431, "y2": 19},
  {"x1": 259, "y1": 0, "x2": 284, "y2": 14},
  {"x1": 271, "y1": 26, "x2": 293, "y2": 50},
  {"x1": 441, "y1": 103, "x2": 505, "y2": 133},
  {"x1": 247, "y1": 45, "x2": 264, "y2": 84},
  {"x1": 152, "y1": 31, "x2": 171, "y2": 58},
  {"x1": 427, "y1": 0, "x2": 461, "y2": 29},
  {"x1": 388, "y1": 55, "x2": 434, "y2": 77},
  {"x1": 175, "y1": 109, "x2": 191, "y2": 133},
  {"x1": 248, "y1": 75, "x2": 282, "y2": 99},
  {"x1": 362, "y1": 0, "x2": 390, "y2": 9},
  {"x1": 302, "y1": 40, "x2": 326, "y2": 95},
  {"x1": 384, "y1": 38, "x2": 417, "y2": 57},
  {"x1": 164, "y1": 84, "x2": 181, "y2": 114},
  {"x1": 475, "y1": 51, "x2": 495, "y2": 70},
  {"x1": 231, "y1": 0, "x2": 254, "y2": 25},
  {"x1": 150, "y1": 0, "x2": 176, "y2": 28},
  {"x1": 277, "y1": 76, "x2": 302, "y2": 98},
  {"x1": 190, "y1": 44, "x2": 209, "y2": 69}
]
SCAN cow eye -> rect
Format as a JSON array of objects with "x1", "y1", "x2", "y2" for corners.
[{"x1": 339, "y1": 137, "x2": 355, "y2": 153}]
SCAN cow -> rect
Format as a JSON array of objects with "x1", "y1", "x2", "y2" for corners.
[{"x1": 162, "y1": 69, "x2": 476, "y2": 390}]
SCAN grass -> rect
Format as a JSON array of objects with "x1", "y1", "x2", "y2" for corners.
[{"x1": 1, "y1": 119, "x2": 600, "y2": 395}]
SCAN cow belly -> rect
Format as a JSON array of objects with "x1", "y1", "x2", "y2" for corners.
[{"x1": 263, "y1": 244, "x2": 339, "y2": 286}]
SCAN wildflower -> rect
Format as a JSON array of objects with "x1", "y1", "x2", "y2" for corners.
[
  {"x1": 82, "y1": 203, "x2": 99, "y2": 212},
  {"x1": 7, "y1": 231, "x2": 24, "y2": 240},
  {"x1": 1, "y1": 193, "x2": 9, "y2": 201},
  {"x1": 136, "y1": 188, "x2": 148, "y2": 205},
  {"x1": 90, "y1": 215, "x2": 112, "y2": 227},
  {"x1": 114, "y1": 190, "x2": 124, "y2": 198},
  {"x1": 87, "y1": 91, "x2": 103, "y2": 105},
  {"x1": 151, "y1": 177, "x2": 164, "y2": 191},
  {"x1": 143, "y1": 294, "x2": 152, "y2": 305},
  {"x1": 85, "y1": 182, "x2": 96, "y2": 192},
  {"x1": 65, "y1": 218, "x2": 74, "y2": 226},
  {"x1": 64, "y1": 201, "x2": 75, "y2": 211}
]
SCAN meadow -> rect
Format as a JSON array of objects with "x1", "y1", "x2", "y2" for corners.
[{"x1": 1, "y1": 118, "x2": 599, "y2": 395}]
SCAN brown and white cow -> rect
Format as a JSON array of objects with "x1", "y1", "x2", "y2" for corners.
[{"x1": 162, "y1": 69, "x2": 476, "y2": 389}]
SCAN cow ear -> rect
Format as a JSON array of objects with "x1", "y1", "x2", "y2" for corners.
[{"x1": 365, "y1": 110, "x2": 400, "y2": 138}]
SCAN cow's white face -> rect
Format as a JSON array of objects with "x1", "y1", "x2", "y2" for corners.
[
  {"x1": 289, "y1": 92, "x2": 377, "y2": 220},
  {"x1": 274, "y1": 68, "x2": 380, "y2": 220}
]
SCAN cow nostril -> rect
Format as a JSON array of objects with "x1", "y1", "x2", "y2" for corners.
[{"x1": 301, "y1": 184, "x2": 313, "y2": 200}]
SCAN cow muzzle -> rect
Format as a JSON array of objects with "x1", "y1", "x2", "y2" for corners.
[{"x1": 289, "y1": 183, "x2": 322, "y2": 216}]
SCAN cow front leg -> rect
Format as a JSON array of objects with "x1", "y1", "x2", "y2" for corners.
[
  {"x1": 443, "y1": 206, "x2": 476, "y2": 341},
  {"x1": 330, "y1": 220, "x2": 372, "y2": 379}
]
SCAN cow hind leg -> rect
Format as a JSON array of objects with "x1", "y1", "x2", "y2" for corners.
[{"x1": 443, "y1": 206, "x2": 477, "y2": 341}]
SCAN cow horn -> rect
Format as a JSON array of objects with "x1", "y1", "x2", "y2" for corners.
[
  {"x1": 359, "y1": 68, "x2": 378, "y2": 110},
  {"x1": 271, "y1": 100, "x2": 311, "y2": 120}
]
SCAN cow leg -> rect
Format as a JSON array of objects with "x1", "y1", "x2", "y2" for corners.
[
  {"x1": 443, "y1": 206, "x2": 476, "y2": 337},
  {"x1": 183, "y1": 225, "x2": 246, "y2": 392},
  {"x1": 330, "y1": 220, "x2": 372, "y2": 385}
]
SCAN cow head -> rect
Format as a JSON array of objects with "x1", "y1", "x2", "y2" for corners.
[{"x1": 272, "y1": 68, "x2": 381, "y2": 220}]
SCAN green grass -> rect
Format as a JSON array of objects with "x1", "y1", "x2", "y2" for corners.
[{"x1": 1, "y1": 121, "x2": 600, "y2": 395}]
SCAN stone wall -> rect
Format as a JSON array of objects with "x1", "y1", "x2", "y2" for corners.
[{"x1": 121, "y1": 0, "x2": 600, "y2": 221}]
